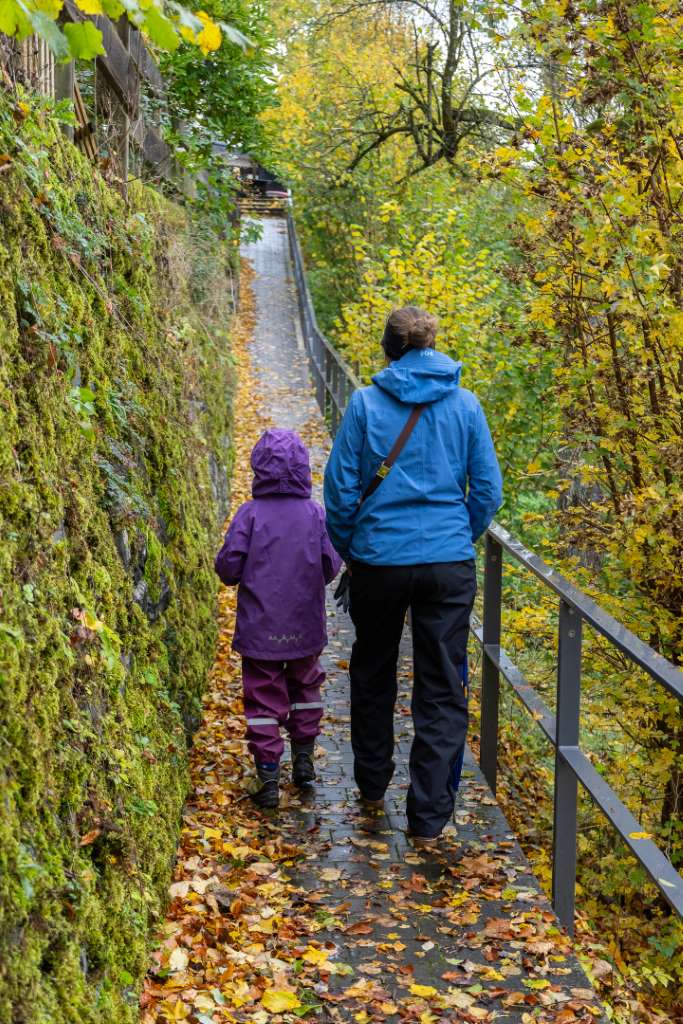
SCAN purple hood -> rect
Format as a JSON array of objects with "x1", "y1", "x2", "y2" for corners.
[
  {"x1": 216, "y1": 428, "x2": 341, "y2": 660},
  {"x1": 251, "y1": 429, "x2": 312, "y2": 498}
]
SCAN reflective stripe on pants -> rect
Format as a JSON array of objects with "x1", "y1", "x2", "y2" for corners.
[{"x1": 242, "y1": 654, "x2": 325, "y2": 763}]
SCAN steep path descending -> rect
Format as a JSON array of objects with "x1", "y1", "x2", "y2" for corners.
[{"x1": 140, "y1": 219, "x2": 605, "y2": 1024}]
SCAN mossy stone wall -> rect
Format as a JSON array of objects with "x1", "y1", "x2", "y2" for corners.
[{"x1": 0, "y1": 94, "x2": 234, "y2": 1023}]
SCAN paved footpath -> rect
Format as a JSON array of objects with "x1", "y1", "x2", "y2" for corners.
[{"x1": 239, "y1": 218, "x2": 605, "y2": 1024}]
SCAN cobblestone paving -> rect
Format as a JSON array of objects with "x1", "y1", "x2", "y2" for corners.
[{"x1": 239, "y1": 218, "x2": 606, "y2": 1023}]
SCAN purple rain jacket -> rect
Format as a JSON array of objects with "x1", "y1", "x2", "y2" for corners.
[{"x1": 215, "y1": 429, "x2": 342, "y2": 661}]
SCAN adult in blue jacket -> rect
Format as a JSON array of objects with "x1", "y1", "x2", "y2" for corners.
[{"x1": 324, "y1": 306, "x2": 502, "y2": 842}]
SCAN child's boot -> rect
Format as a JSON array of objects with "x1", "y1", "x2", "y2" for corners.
[
  {"x1": 291, "y1": 742, "x2": 315, "y2": 787},
  {"x1": 252, "y1": 762, "x2": 280, "y2": 808}
]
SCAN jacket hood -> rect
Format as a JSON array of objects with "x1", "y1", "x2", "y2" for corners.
[
  {"x1": 251, "y1": 428, "x2": 312, "y2": 498},
  {"x1": 372, "y1": 347, "x2": 462, "y2": 404}
]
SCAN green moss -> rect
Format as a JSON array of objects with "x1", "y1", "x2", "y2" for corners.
[{"x1": 0, "y1": 93, "x2": 235, "y2": 1024}]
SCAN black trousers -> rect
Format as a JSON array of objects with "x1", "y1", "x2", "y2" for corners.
[{"x1": 349, "y1": 560, "x2": 476, "y2": 838}]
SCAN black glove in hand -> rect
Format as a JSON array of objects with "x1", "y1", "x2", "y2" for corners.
[{"x1": 334, "y1": 570, "x2": 351, "y2": 614}]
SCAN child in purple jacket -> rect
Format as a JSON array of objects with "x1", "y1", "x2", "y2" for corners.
[{"x1": 215, "y1": 428, "x2": 341, "y2": 808}]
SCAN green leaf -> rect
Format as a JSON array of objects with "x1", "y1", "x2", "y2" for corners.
[
  {"x1": 101, "y1": 0, "x2": 124, "y2": 18},
  {"x1": 143, "y1": 7, "x2": 178, "y2": 51},
  {"x1": 54, "y1": 98, "x2": 77, "y2": 125},
  {"x1": 327, "y1": 961, "x2": 354, "y2": 976},
  {"x1": 0, "y1": 0, "x2": 31, "y2": 37},
  {"x1": 29, "y1": 10, "x2": 71, "y2": 61},
  {"x1": 64, "y1": 21, "x2": 105, "y2": 59},
  {"x1": 0, "y1": 0, "x2": 19, "y2": 34}
]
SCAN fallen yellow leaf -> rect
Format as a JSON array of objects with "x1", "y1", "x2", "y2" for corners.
[
  {"x1": 410, "y1": 984, "x2": 438, "y2": 998},
  {"x1": 159, "y1": 998, "x2": 191, "y2": 1019},
  {"x1": 301, "y1": 946, "x2": 329, "y2": 964},
  {"x1": 482, "y1": 967, "x2": 505, "y2": 980},
  {"x1": 203, "y1": 827, "x2": 223, "y2": 840},
  {"x1": 252, "y1": 916, "x2": 275, "y2": 933},
  {"x1": 261, "y1": 990, "x2": 301, "y2": 1012}
]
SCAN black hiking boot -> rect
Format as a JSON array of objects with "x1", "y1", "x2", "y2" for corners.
[
  {"x1": 291, "y1": 743, "x2": 315, "y2": 788},
  {"x1": 251, "y1": 764, "x2": 280, "y2": 808}
]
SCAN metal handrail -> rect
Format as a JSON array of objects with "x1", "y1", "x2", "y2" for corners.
[
  {"x1": 490, "y1": 523, "x2": 683, "y2": 700},
  {"x1": 287, "y1": 211, "x2": 361, "y2": 436},
  {"x1": 285, "y1": 210, "x2": 683, "y2": 933},
  {"x1": 475, "y1": 531, "x2": 683, "y2": 930}
]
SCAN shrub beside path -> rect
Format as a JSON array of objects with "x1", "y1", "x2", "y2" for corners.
[{"x1": 140, "y1": 219, "x2": 606, "y2": 1024}]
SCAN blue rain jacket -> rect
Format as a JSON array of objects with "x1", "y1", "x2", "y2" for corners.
[{"x1": 323, "y1": 348, "x2": 502, "y2": 564}]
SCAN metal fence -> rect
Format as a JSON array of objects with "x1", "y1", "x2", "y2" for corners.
[
  {"x1": 287, "y1": 211, "x2": 361, "y2": 435},
  {"x1": 285, "y1": 211, "x2": 683, "y2": 935}
]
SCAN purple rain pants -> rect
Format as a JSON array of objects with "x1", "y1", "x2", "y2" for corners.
[{"x1": 242, "y1": 653, "x2": 325, "y2": 764}]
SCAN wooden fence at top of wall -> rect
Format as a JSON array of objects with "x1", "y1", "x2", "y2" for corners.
[
  {"x1": 15, "y1": 33, "x2": 55, "y2": 96},
  {"x1": 1, "y1": 4, "x2": 180, "y2": 196}
]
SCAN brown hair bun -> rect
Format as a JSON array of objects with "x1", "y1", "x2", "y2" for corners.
[{"x1": 381, "y1": 306, "x2": 439, "y2": 360}]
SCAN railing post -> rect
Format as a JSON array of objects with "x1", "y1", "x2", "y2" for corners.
[
  {"x1": 315, "y1": 334, "x2": 324, "y2": 414},
  {"x1": 324, "y1": 347, "x2": 332, "y2": 423},
  {"x1": 480, "y1": 533, "x2": 502, "y2": 792},
  {"x1": 552, "y1": 599, "x2": 582, "y2": 934},
  {"x1": 331, "y1": 361, "x2": 340, "y2": 436}
]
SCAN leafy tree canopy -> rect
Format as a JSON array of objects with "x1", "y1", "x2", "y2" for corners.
[{"x1": 160, "y1": 0, "x2": 273, "y2": 167}]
